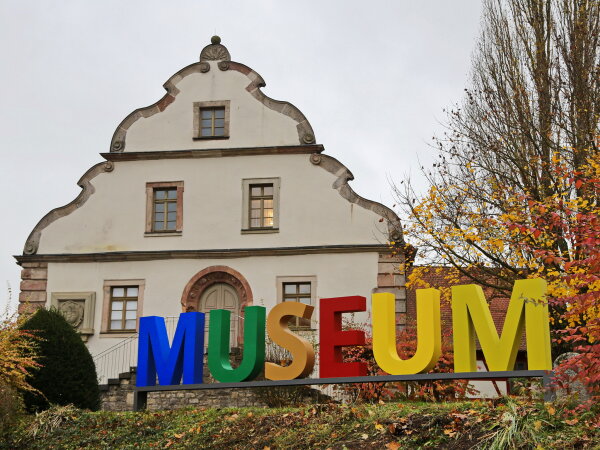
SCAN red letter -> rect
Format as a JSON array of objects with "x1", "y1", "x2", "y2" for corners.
[{"x1": 319, "y1": 296, "x2": 367, "y2": 378}]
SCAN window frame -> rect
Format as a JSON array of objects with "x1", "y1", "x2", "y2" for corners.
[
  {"x1": 101, "y1": 279, "x2": 145, "y2": 336},
  {"x1": 193, "y1": 100, "x2": 230, "y2": 140},
  {"x1": 242, "y1": 177, "x2": 280, "y2": 234},
  {"x1": 276, "y1": 276, "x2": 317, "y2": 330},
  {"x1": 145, "y1": 181, "x2": 184, "y2": 235}
]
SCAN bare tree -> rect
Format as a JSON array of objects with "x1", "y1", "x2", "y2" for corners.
[{"x1": 395, "y1": 0, "x2": 600, "y2": 294}]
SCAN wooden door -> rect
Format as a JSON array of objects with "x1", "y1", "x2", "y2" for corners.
[{"x1": 200, "y1": 283, "x2": 240, "y2": 349}]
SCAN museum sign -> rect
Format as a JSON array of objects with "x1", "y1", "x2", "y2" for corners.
[{"x1": 136, "y1": 278, "x2": 552, "y2": 388}]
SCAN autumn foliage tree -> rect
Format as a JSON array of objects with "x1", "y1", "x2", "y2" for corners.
[
  {"x1": 0, "y1": 310, "x2": 40, "y2": 433},
  {"x1": 395, "y1": 0, "x2": 600, "y2": 398}
]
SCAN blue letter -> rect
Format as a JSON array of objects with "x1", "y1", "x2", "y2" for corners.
[{"x1": 136, "y1": 312, "x2": 205, "y2": 387}]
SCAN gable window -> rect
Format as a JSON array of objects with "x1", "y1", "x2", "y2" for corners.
[
  {"x1": 242, "y1": 178, "x2": 280, "y2": 233},
  {"x1": 145, "y1": 182, "x2": 183, "y2": 235},
  {"x1": 193, "y1": 100, "x2": 230, "y2": 139},
  {"x1": 101, "y1": 279, "x2": 145, "y2": 335},
  {"x1": 276, "y1": 276, "x2": 317, "y2": 329},
  {"x1": 200, "y1": 107, "x2": 225, "y2": 137}
]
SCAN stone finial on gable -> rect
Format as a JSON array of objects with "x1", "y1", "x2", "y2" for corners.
[{"x1": 200, "y1": 36, "x2": 231, "y2": 62}]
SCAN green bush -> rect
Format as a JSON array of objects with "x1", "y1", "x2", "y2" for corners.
[{"x1": 20, "y1": 308, "x2": 100, "y2": 411}]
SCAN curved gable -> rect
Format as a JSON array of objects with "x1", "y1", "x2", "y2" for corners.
[{"x1": 110, "y1": 39, "x2": 315, "y2": 153}]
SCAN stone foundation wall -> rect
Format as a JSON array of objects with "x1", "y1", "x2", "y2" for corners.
[
  {"x1": 100, "y1": 368, "x2": 329, "y2": 411},
  {"x1": 100, "y1": 369, "x2": 270, "y2": 411},
  {"x1": 100, "y1": 349, "x2": 330, "y2": 411}
]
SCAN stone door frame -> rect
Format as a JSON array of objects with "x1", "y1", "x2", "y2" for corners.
[{"x1": 180, "y1": 265, "x2": 253, "y2": 345}]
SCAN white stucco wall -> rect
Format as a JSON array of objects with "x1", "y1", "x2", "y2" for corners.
[
  {"x1": 37, "y1": 154, "x2": 389, "y2": 254},
  {"x1": 46, "y1": 252, "x2": 378, "y2": 359},
  {"x1": 123, "y1": 61, "x2": 302, "y2": 151}
]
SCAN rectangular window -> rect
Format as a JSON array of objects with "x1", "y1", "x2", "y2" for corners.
[
  {"x1": 109, "y1": 286, "x2": 139, "y2": 331},
  {"x1": 242, "y1": 178, "x2": 280, "y2": 233},
  {"x1": 200, "y1": 107, "x2": 226, "y2": 137},
  {"x1": 282, "y1": 282, "x2": 312, "y2": 328},
  {"x1": 276, "y1": 276, "x2": 317, "y2": 329},
  {"x1": 101, "y1": 280, "x2": 145, "y2": 335},
  {"x1": 153, "y1": 188, "x2": 177, "y2": 231},
  {"x1": 193, "y1": 100, "x2": 230, "y2": 139},
  {"x1": 145, "y1": 182, "x2": 183, "y2": 235},
  {"x1": 249, "y1": 184, "x2": 274, "y2": 228}
]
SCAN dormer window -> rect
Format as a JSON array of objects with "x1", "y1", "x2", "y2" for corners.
[{"x1": 193, "y1": 100, "x2": 230, "y2": 139}]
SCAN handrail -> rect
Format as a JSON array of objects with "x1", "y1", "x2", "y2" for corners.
[
  {"x1": 92, "y1": 316, "x2": 180, "y2": 359},
  {"x1": 93, "y1": 316, "x2": 180, "y2": 385}
]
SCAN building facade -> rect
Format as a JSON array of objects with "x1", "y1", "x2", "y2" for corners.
[{"x1": 16, "y1": 37, "x2": 406, "y2": 382}]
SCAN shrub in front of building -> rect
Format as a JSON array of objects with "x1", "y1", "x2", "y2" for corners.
[{"x1": 20, "y1": 308, "x2": 100, "y2": 411}]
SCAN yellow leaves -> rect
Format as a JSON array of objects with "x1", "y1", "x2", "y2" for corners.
[
  {"x1": 489, "y1": 238, "x2": 504, "y2": 251},
  {"x1": 545, "y1": 404, "x2": 556, "y2": 416},
  {"x1": 443, "y1": 427, "x2": 457, "y2": 438},
  {"x1": 374, "y1": 423, "x2": 385, "y2": 432},
  {"x1": 534, "y1": 420, "x2": 542, "y2": 431}
]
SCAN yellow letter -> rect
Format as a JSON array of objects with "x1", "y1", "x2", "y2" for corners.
[
  {"x1": 265, "y1": 302, "x2": 315, "y2": 380},
  {"x1": 452, "y1": 279, "x2": 551, "y2": 372},
  {"x1": 372, "y1": 290, "x2": 441, "y2": 374}
]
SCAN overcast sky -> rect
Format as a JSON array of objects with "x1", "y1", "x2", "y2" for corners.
[{"x1": 0, "y1": 1, "x2": 483, "y2": 313}]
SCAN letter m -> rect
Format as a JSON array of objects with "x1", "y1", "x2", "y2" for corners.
[
  {"x1": 452, "y1": 279, "x2": 551, "y2": 372},
  {"x1": 136, "y1": 312, "x2": 205, "y2": 387}
]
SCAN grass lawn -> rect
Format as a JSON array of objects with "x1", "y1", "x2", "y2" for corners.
[{"x1": 4, "y1": 397, "x2": 599, "y2": 449}]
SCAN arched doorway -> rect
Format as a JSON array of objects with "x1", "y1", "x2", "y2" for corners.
[
  {"x1": 180, "y1": 266, "x2": 253, "y2": 346},
  {"x1": 199, "y1": 283, "x2": 240, "y2": 348}
]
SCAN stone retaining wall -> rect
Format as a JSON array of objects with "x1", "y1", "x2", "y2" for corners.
[
  {"x1": 99, "y1": 369, "x2": 270, "y2": 411},
  {"x1": 100, "y1": 368, "x2": 330, "y2": 411}
]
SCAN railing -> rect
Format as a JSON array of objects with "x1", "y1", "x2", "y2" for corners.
[{"x1": 93, "y1": 316, "x2": 180, "y2": 385}]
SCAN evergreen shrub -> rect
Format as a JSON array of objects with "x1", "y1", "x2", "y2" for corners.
[{"x1": 21, "y1": 308, "x2": 100, "y2": 411}]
